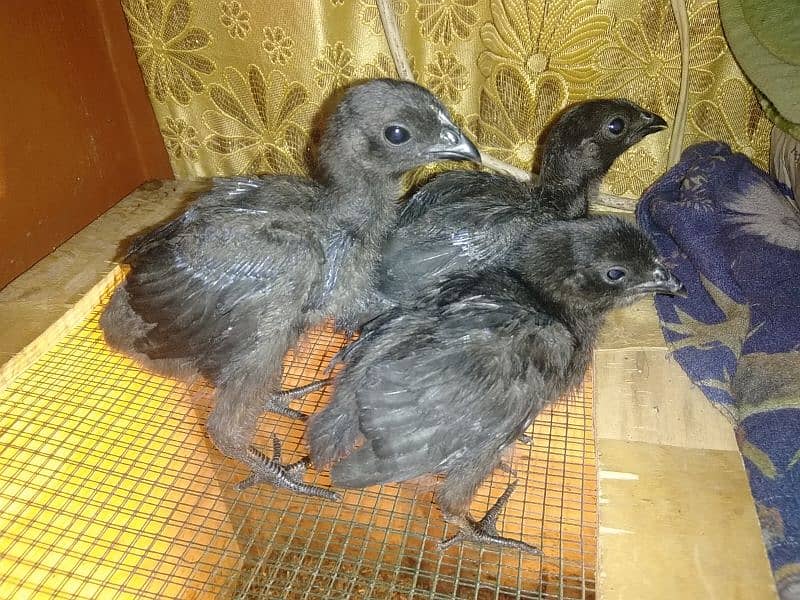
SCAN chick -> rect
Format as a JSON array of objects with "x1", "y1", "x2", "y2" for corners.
[
  {"x1": 309, "y1": 216, "x2": 684, "y2": 551},
  {"x1": 100, "y1": 79, "x2": 480, "y2": 497},
  {"x1": 373, "y1": 99, "x2": 667, "y2": 312}
]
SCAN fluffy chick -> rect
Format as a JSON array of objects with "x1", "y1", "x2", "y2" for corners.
[
  {"x1": 374, "y1": 99, "x2": 667, "y2": 311},
  {"x1": 309, "y1": 216, "x2": 684, "y2": 551},
  {"x1": 100, "y1": 79, "x2": 480, "y2": 498}
]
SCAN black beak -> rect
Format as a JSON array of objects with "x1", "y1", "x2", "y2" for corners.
[
  {"x1": 427, "y1": 111, "x2": 481, "y2": 164},
  {"x1": 633, "y1": 265, "x2": 686, "y2": 297},
  {"x1": 638, "y1": 111, "x2": 668, "y2": 136},
  {"x1": 428, "y1": 126, "x2": 481, "y2": 163}
]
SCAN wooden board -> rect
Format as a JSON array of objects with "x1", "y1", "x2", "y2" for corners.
[
  {"x1": 594, "y1": 347, "x2": 737, "y2": 451},
  {"x1": 593, "y1": 299, "x2": 776, "y2": 598},
  {"x1": 0, "y1": 0, "x2": 172, "y2": 288},
  {"x1": 597, "y1": 440, "x2": 777, "y2": 599}
]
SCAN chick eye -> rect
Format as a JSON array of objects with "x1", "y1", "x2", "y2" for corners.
[
  {"x1": 607, "y1": 117, "x2": 625, "y2": 136},
  {"x1": 606, "y1": 267, "x2": 627, "y2": 281},
  {"x1": 384, "y1": 125, "x2": 411, "y2": 145}
]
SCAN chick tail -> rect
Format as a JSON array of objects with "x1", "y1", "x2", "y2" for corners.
[
  {"x1": 329, "y1": 447, "x2": 387, "y2": 489},
  {"x1": 307, "y1": 397, "x2": 361, "y2": 469}
]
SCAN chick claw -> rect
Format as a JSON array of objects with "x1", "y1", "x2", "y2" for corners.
[
  {"x1": 264, "y1": 378, "x2": 333, "y2": 421},
  {"x1": 236, "y1": 436, "x2": 341, "y2": 502},
  {"x1": 439, "y1": 481, "x2": 541, "y2": 555},
  {"x1": 498, "y1": 461, "x2": 517, "y2": 477}
]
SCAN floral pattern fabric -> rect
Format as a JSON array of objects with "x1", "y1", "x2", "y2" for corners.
[
  {"x1": 121, "y1": 0, "x2": 773, "y2": 202},
  {"x1": 638, "y1": 142, "x2": 800, "y2": 598}
]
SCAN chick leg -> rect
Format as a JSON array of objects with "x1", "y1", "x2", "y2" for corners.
[
  {"x1": 235, "y1": 437, "x2": 341, "y2": 500},
  {"x1": 497, "y1": 461, "x2": 517, "y2": 477},
  {"x1": 264, "y1": 378, "x2": 333, "y2": 420},
  {"x1": 208, "y1": 387, "x2": 339, "y2": 501},
  {"x1": 517, "y1": 418, "x2": 534, "y2": 445},
  {"x1": 439, "y1": 481, "x2": 541, "y2": 554}
]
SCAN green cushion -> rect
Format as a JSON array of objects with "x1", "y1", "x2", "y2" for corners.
[{"x1": 719, "y1": 0, "x2": 800, "y2": 127}]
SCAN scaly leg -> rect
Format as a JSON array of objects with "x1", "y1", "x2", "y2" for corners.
[
  {"x1": 439, "y1": 481, "x2": 541, "y2": 554},
  {"x1": 263, "y1": 378, "x2": 333, "y2": 420},
  {"x1": 497, "y1": 461, "x2": 517, "y2": 477},
  {"x1": 208, "y1": 387, "x2": 339, "y2": 500},
  {"x1": 235, "y1": 436, "x2": 341, "y2": 501}
]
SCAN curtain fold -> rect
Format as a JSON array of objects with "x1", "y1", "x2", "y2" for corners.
[{"x1": 121, "y1": 0, "x2": 772, "y2": 207}]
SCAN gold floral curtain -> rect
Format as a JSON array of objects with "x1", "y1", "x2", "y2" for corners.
[{"x1": 122, "y1": 0, "x2": 772, "y2": 205}]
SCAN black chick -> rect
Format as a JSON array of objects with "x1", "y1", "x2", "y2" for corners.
[
  {"x1": 100, "y1": 79, "x2": 480, "y2": 498},
  {"x1": 309, "y1": 216, "x2": 684, "y2": 552},
  {"x1": 373, "y1": 99, "x2": 667, "y2": 311}
]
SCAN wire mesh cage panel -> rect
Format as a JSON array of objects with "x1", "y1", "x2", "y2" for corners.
[{"x1": 0, "y1": 275, "x2": 597, "y2": 599}]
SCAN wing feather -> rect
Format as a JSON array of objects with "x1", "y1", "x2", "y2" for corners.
[
  {"x1": 124, "y1": 179, "x2": 325, "y2": 369},
  {"x1": 330, "y1": 271, "x2": 569, "y2": 489}
]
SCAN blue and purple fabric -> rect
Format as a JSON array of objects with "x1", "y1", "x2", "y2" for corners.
[{"x1": 637, "y1": 141, "x2": 800, "y2": 598}]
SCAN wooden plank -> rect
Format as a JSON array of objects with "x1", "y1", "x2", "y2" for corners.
[
  {"x1": 0, "y1": 1, "x2": 172, "y2": 288},
  {"x1": 594, "y1": 347, "x2": 737, "y2": 451},
  {"x1": 593, "y1": 294, "x2": 738, "y2": 450},
  {"x1": 597, "y1": 439, "x2": 776, "y2": 600},
  {"x1": 597, "y1": 301, "x2": 680, "y2": 350},
  {"x1": 594, "y1": 297, "x2": 774, "y2": 597}
]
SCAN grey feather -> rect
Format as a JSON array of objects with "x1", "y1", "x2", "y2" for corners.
[
  {"x1": 373, "y1": 99, "x2": 667, "y2": 312},
  {"x1": 99, "y1": 79, "x2": 480, "y2": 496},
  {"x1": 309, "y1": 216, "x2": 683, "y2": 549}
]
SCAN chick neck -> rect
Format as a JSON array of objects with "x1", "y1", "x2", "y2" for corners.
[
  {"x1": 316, "y1": 151, "x2": 404, "y2": 246},
  {"x1": 514, "y1": 233, "x2": 614, "y2": 346},
  {"x1": 532, "y1": 147, "x2": 604, "y2": 220}
]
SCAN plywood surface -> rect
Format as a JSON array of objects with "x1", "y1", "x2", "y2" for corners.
[
  {"x1": 593, "y1": 296, "x2": 774, "y2": 598},
  {"x1": 594, "y1": 347, "x2": 737, "y2": 451},
  {"x1": 597, "y1": 439, "x2": 776, "y2": 600},
  {"x1": 0, "y1": 1, "x2": 172, "y2": 288}
]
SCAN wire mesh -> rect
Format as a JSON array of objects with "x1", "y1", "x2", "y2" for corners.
[{"x1": 0, "y1": 275, "x2": 597, "y2": 599}]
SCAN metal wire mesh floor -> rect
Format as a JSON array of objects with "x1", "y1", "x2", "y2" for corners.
[{"x1": 0, "y1": 275, "x2": 597, "y2": 599}]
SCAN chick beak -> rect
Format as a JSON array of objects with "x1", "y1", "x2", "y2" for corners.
[
  {"x1": 428, "y1": 112, "x2": 481, "y2": 163},
  {"x1": 638, "y1": 111, "x2": 668, "y2": 136},
  {"x1": 636, "y1": 265, "x2": 687, "y2": 297}
]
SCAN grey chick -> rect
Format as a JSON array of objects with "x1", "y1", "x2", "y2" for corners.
[
  {"x1": 371, "y1": 99, "x2": 667, "y2": 314},
  {"x1": 308, "y1": 216, "x2": 684, "y2": 551},
  {"x1": 100, "y1": 79, "x2": 480, "y2": 498}
]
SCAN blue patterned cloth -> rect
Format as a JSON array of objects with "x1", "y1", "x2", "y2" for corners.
[{"x1": 637, "y1": 142, "x2": 800, "y2": 599}]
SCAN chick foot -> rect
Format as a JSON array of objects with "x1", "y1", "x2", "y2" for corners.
[
  {"x1": 235, "y1": 436, "x2": 341, "y2": 501},
  {"x1": 497, "y1": 461, "x2": 517, "y2": 477},
  {"x1": 439, "y1": 481, "x2": 541, "y2": 554},
  {"x1": 264, "y1": 378, "x2": 333, "y2": 420}
]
